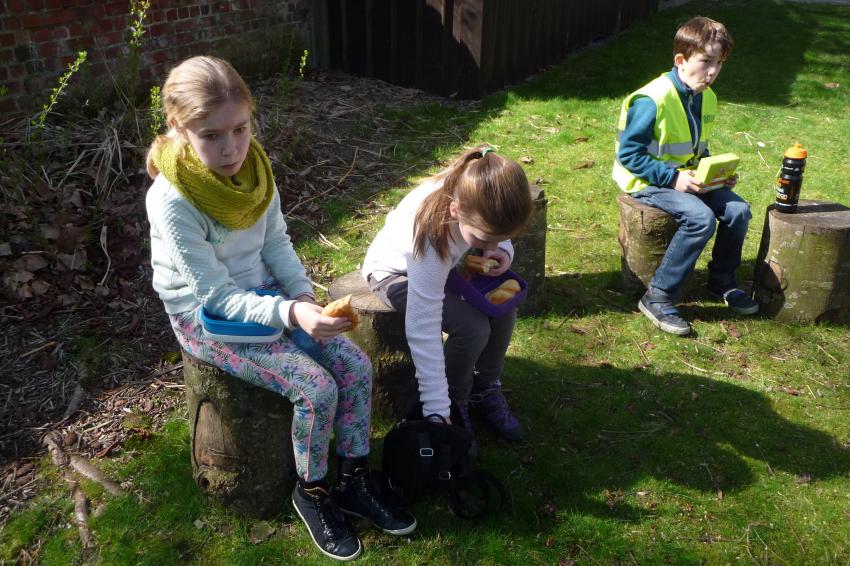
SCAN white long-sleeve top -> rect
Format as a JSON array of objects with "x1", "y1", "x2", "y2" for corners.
[
  {"x1": 146, "y1": 174, "x2": 314, "y2": 329},
  {"x1": 362, "y1": 180, "x2": 513, "y2": 417}
]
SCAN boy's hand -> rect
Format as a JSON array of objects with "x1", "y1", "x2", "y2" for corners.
[
  {"x1": 724, "y1": 173, "x2": 739, "y2": 189},
  {"x1": 482, "y1": 247, "x2": 512, "y2": 276},
  {"x1": 674, "y1": 170, "x2": 707, "y2": 194},
  {"x1": 291, "y1": 301, "x2": 351, "y2": 339}
]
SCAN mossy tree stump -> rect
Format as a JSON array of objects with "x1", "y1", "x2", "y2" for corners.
[
  {"x1": 617, "y1": 193, "x2": 681, "y2": 295},
  {"x1": 753, "y1": 200, "x2": 850, "y2": 323},
  {"x1": 512, "y1": 184, "x2": 548, "y2": 315},
  {"x1": 328, "y1": 271, "x2": 419, "y2": 419},
  {"x1": 182, "y1": 351, "x2": 295, "y2": 518}
]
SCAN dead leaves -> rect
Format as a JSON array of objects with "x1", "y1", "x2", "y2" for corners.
[
  {"x1": 248, "y1": 521, "x2": 276, "y2": 544},
  {"x1": 604, "y1": 487, "x2": 625, "y2": 508},
  {"x1": 572, "y1": 160, "x2": 595, "y2": 170}
]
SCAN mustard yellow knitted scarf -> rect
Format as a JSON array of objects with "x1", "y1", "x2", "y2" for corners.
[{"x1": 152, "y1": 137, "x2": 274, "y2": 230}]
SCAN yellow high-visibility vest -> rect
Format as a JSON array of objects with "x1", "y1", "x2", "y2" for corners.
[{"x1": 612, "y1": 73, "x2": 716, "y2": 193}]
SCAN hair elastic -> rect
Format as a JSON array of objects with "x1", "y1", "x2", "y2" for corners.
[{"x1": 481, "y1": 147, "x2": 495, "y2": 156}]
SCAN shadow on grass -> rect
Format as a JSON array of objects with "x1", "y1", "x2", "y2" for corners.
[
  {"x1": 486, "y1": 1, "x2": 835, "y2": 109},
  {"x1": 538, "y1": 262, "x2": 776, "y2": 320},
  {"x1": 467, "y1": 358, "x2": 850, "y2": 535},
  {"x1": 75, "y1": 362, "x2": 849, "y2": 563}
]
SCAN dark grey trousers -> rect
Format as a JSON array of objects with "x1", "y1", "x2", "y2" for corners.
[{"x1": 368, "y1": 273, "x2": 516, "y2": 405}]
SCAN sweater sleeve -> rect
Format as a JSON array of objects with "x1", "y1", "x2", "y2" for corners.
[
  {"x1": 261, "y1": 189, "x2": 314, "y2": 300},
  {"x1": 405, "y1": 246, "x2": 453, "y2": 418},
  {"x1": 616, "y1": 96, "x2": 679, "y2": 188}
]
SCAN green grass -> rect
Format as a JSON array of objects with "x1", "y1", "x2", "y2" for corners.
[{"x1": 3, "y1": 1, "x2": 850, "y2": 563}]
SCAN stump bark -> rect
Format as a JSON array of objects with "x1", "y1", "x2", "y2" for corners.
[
  {"x1": 328, "y1": 271, "x2": 418, "y2": 419},
  {"x1": 617, "y1": 193, "x2": 680, "y2": 295},
  {"x1": 512, "y1": 184, "x2": 548, "y2": 315},
  {"x1": 753, "y1": 200, "x2": 850, "y2": 323},
  {"x1": 182, "y1": 351, "x2": 295, "y2": 517}
]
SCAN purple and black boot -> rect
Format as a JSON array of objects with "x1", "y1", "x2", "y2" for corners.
[
  {"x1": 470, "y1": 382, "x2": 524, "y2": 442},
  {"x1": 454, "y1": 401, "x2": 479, "y2": 459}
]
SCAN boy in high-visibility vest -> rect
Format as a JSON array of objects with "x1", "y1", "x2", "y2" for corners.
[{"x1": 612, "y1": 16, "x2": 758, "y2": 336}]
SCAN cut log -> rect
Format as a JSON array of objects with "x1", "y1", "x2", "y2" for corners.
[
  {"x1": 753, "y1": 200, "x2": 850, "y2": 323},
  {"x1": 617, "y1": 193, "x2": 679, "y2": 295},
  {"x1": 512, "y1": 184, "x2": 548, "y2": 315},
  {"x1": 328, "y1": 271, "x2": 418, "y2": 419},
  {"x1": 182, "y1": 351, "x2": 295, "y2": 518}
]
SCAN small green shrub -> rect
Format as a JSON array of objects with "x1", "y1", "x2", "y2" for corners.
[{"x1": 32, "y1": 51, "x2": 88, "y2": 131}]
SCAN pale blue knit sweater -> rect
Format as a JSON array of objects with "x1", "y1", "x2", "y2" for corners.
[{"x1": 146, "y1": 174, "x2": 314, "y2": 330}]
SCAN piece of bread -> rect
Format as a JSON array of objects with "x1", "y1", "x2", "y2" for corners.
[
  {"x1": 321, "y1": 294, "x2": 359, "y2": 329},
  {"x1": 486, "y1": 288, "x2": 516, "y2": 305},
  {"x1": 465, "y1": 255, "x2": 499, "y2": 274},
  {"x1": 499, "y1": 278, "x2": 521, "y2": 293},
  {"x1": 484, "y1": 278, "x2": 522, "y2": 304}
]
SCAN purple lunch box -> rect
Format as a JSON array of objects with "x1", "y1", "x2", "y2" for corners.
[{"x1": 445, "y1": 269, "x2": 527, "y2": 317}]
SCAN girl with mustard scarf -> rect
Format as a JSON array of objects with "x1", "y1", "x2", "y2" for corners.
[{"x1": 145, "y1": 56, "x2": 415, "y2": 562}]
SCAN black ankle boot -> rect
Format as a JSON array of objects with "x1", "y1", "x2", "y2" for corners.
[
  {"x1": 292, "y1": 480, "x2": 362, "y2": 561},
  {"x1": 332, "y1": 460, "x2": 417, "y2": 535}
]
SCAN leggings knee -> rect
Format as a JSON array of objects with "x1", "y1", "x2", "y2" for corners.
[{"x1": 303, "y1": 375, "x2": 339, "y2": 413}]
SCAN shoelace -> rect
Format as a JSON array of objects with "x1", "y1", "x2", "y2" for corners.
[
  {"x1": 310, "y1": 490, "x2": 347, "y2": 539},
  {"x1": 354, "y1": 474, "x2": 392, "y2": 517}
]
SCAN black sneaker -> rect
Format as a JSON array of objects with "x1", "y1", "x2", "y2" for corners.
[
  {"x1": 707, "y1": 284, "x2": 759, "y2": 315},
  {"x1": 332, "y1": 470, "x2": 417, "y2": 535},
  {"x1": 292, "y1": 483, "x2": 362, "y2": 561},
  {"x1": 638, "y1": 291, "x2": 692, "y2": 335}
]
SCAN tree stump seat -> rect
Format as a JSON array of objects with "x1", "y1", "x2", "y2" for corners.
[
  {"x1": 617, "y1": 193, "x2": 685, "y2": 296},
  {"x1": 181, "y1": 350, "x2": 295, "y2": 518},
  {"x1": 328, "y1": 271, "x2": 419, "y2": 419},
  {"x1": 753, "y1": 200, "x2": 850, "y2": 323}
]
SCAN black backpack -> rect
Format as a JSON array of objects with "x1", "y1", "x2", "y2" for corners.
[{"x1": 381, "y1": 414, "x2": 506, "y2": 519}]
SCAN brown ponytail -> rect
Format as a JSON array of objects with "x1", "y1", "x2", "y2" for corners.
[{"x1": 413, "y1": 147, "x2": 532, "y2": 260}]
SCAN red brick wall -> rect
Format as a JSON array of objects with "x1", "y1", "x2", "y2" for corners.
[{"x1": 0, "y1": 0, "x2": 308, "y2": 116}]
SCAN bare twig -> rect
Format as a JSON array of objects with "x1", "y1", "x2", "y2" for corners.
[
  {"x1": 42, "y1": 431, "x2": 124, "y2": 495},
  {"x1": 98, "y1": 225, "x2": 112, "y2": 286},
  {"x1": 19, "y1": 341, "x2": 58, "y2": 359},
  {"x1": 336, "y1": 147, "x2": 359, "y2": 186},
  {"x1": 60, "y1": 384, "x2": 86, "y2": 422},
  {"x1": 72, "y1": 483, "x2": 94, "y2": 548}
]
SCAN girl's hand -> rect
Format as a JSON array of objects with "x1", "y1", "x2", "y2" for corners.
[
  {"x1": 427, "y1": 414, "x2": 451, "y2": 425},
  {"x1": 482, "y1": 247, "x2": 512, "y2": 276},
  {"x1": 291, "y1": 301, "x2": 350, "y2": 340},
  {"x1": 673, "y1": 169, "x2": 706, "y2": 194}
]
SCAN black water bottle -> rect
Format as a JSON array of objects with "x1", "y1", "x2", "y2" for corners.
[{"x1": 775, "y1": 143, "x2": 808, "y2": 213}]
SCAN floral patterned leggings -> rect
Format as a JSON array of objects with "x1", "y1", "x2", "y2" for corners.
[{"x1": 169, "y1": 306, "x2": 373, "y2": 482}]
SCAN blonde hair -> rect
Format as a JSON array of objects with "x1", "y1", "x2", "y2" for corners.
[
  {"x1": 413, "y1": 147, "x2": 532, "y2": 260},
  {"x1": 146, "y1": 56, "x2": 254, "y2": 177},
  {"x1": 674, "y1": 16, "x2": 733, "y2": 60}
]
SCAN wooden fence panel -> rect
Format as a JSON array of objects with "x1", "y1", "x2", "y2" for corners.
[{"x1": 317, "y1": 0, "x2": 659, "y2": 98}]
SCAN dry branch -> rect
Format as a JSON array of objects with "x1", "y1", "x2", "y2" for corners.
[
  {"x1": 72, "y1": 482, "x2": 94, "y2": 549},
  {"x1": 41, "y1": 431, "x2": 124, "y2": 495}
]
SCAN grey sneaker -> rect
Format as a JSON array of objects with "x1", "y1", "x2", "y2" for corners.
[{"x1": 638, "y1": 291, "x2": 691, "y2": 335}]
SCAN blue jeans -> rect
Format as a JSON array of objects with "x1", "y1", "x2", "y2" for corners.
[{"x1": 631, "y1": 186, "x2": 752, "y2": 298}]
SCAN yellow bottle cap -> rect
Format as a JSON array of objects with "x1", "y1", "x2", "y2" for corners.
[{"x1": 785, "y1": 143, "x2": 808, "y2": 159}]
